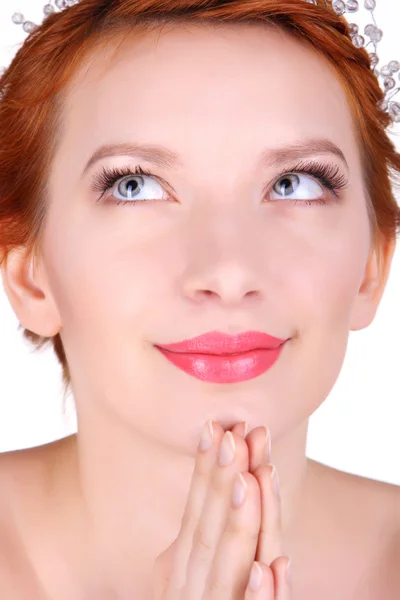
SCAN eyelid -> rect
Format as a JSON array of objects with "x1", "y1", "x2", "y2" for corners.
[
  {"x1": 93, "y1": 157, "x2": 347, "y2": 202},
  {"x1": 131, "y1": 167, "x2": 177, "y2": 195},
  {"x1": 267, "y1": 159, "x2": 343, "y2": 184},
  {"x1": 268, "y1": 159, "x2": 348, "y2": 194},
  {"x1": 91, "y1": 163, "x2": 177, "y2": 195}
]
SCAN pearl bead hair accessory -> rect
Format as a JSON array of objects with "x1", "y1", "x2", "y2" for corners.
[{"x1": 0, "y1": 0, "x2": 399, "y2": 123}]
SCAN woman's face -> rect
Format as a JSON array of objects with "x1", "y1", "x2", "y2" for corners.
[{"x1": 34, "y1": 24, "x2": 383, "y2": 448}]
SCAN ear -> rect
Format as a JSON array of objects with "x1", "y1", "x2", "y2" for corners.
[
  {"x1": 1, "y1": 247, "x2": 61, "y2": 337},
  {"x1": 350, "y1": 233, "x2": 396, "y2": 331}
]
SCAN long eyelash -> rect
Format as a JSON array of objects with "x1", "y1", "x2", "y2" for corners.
[
  {"x1": 92, "y1": 165, "x2": 153, "y2": 203},
  {"x1": 91, "y1": 160, "x2": 349, "y2": 207},
  {"x1": 280, "y1": 160, "x2": 349, "y2": 202}
]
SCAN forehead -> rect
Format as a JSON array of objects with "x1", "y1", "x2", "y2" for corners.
[{"x1": 59, "y1": 23, "x2": 358, "y2": 174}]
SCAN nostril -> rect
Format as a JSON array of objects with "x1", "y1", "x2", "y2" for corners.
[
  {"x1": 245, "y1": 290, "x2": 259, "y2": 297},
  {"x1": 199, "y1": 289, "x2": 217, "y2": 298}
]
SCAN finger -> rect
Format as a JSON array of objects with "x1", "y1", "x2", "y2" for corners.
[
  {"x1": 253, "y1": 464, "x2": 284, "y2": 566},
  {"x1": 165, "y1": 420, "x2": 226, "y2": 593},
  {"x1": 184, "y1": 430, "x2": 250, "y2": 599},
  {"x1": 231, "y1": 421, "x2": 249, "y2": 439},
  {"x1": 270, "y1": 555, "x2": 292, "y2": 599},
  {"x1": 153, "y1": 542, "x2": 175, "y2": 600},
  {"x1": 246, "y1": 426, "x2": 271, "y2": 473},
  {"x1": 244, "y1": 561, "x2": 275, "y2": 599},
  {"x1": 206, "y1": 470, "x2": 261, "y2": 597}
]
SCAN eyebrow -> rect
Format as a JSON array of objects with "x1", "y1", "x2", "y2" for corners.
[{"x1": 82, "y1": 137, "x2": 349, "y2": 177}]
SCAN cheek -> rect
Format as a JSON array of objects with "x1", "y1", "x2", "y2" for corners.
[
  {"x1": 42, "y1": 228, "x2": 178, "y2": 337},
  {"x1": 276, "y1": 240, "x2": 370, "y2": 428},
  {"x1": 286, "y1": 227, "x2": 370, "y2": 328}
]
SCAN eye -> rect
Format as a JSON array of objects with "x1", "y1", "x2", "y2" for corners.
[
  {"x1": 266, "y1": 161, "x2": 349, "y2": 206},
  {"x1": 270, "y1": 172, "x2": 324, "y2": 203},
  {"x1": 111, "y1": 173, "x2": 166, "y2": 203},
  {"x1": 92, "y1": 165, "x2": 170, "y2": 206},
  {"x1": 91, "y1": 160, "x2": 348, "y2": 208}
]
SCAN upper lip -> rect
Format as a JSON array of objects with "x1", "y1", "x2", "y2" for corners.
[{"x1": 156, "y1": 330, "x2": 288, "y2": 355}]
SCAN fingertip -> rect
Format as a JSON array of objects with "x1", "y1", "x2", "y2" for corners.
[
  {"x1": 245, "y1": 561, "x2": 274, "y2": 597},
  {"x1": 247, "y1": 561, "x2": 263, "y2": 593},
  {"x1": 286, "y1": 556, "x2": 292, "y2": 585},
  {"x1": 269, "y1": 555, "x2": 293, "y2": 597},
  {"x1": 231, "y1": 421, "x2": 248, "y2": 438}
]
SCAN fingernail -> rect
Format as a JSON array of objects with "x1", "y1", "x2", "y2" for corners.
[
  {"x1": 242, "y1": 421, "x2": 249, "y2": 437},
  {"x1": 285, "y1": 557, "x2": 292, "y2": 584},
  {"x1": 219, "y1": 431, "x2": 236, "y2": 466},
  {"x1": 271, "y1": 464, "x2": 280, "y2": 496},
  {"x1": 265, "y1": 427, "x2": 271, "y2": 462},
  {"x1": 232, "y1": 472, "x2": 247, "y2": 507},
  {"x1": 198, "y1": 419, "x2": 213, "y2": 451},
  {"x1": 249, "y1": 561, "x2": 263, "y2": 591}
]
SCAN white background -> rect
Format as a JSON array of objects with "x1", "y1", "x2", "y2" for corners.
[{"x1": 0, "y1": 0, "x2": 399, "y2": 485}]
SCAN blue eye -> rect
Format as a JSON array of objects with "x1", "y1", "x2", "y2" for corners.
[
  {"x1": 271, "y1": 172, "x2": 326, "y2": 205},
  {"x1": 268, "y1": 161, "x2": 349, "y2": 206},
  {"x1": 90, "y1": 160, "x2": 349, "y2": 207},
  {"x1": 92, "y1": 165, "x2": 170, "y2": 206}
]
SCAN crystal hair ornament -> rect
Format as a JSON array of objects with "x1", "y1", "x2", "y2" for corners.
[{"x1": 1, "y1": 0, "x2": 399, "y2": 123}]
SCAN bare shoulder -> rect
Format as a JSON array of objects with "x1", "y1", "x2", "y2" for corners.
[
  {"x1": 0, "y1": 438, "x2": 75, "y2": 598},
  {"x1": 0, "y1": 441, "x2": 59, "y2": 540},
  {"x1": 0, "y1": 445, "x2": 44, "y2": 597},
  {"x1": 308, "y1": 457, "x2": 400, "y2": 526},
  {"x1": 307, "y1": 458, "x2": 400, "y2": 598},
  {"x1": 0, "y1": 435, "x2": 78, "y2": 529},
  {"x1": 0, "y1": 440, "x2": 59, "y2": 520},
  {"x1": 0, "y1": 442, "x2": 52, "y2": 491},
  {"x1": 0, "y1": 435, "x2": 76, "y2": 496}
]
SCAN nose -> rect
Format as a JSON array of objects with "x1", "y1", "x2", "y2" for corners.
[
  {"x1": 180, "y1": 260, "x2": 263, "y2": 307},
  {"x1": 178, "y1": 205, "x2": 270, "y2": 308}
]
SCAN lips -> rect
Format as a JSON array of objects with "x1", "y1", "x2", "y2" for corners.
[{"x1": 155, "y1": 331, "x2": 288, "y2": 383}]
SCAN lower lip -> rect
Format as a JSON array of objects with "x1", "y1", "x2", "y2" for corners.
[{"x1": 155, "y1": 344, "x2": 286, "y2": 383}]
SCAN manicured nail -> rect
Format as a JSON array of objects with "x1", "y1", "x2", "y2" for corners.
[
  {"x1": 285, "y1": 557, "x2": 292, "y2": 584},
  {"x1": 265, "y1": 427, "x2": 271, "y2": 462},
  {"x1": 270, "y1": 464, "x2": 279, "y2": 496},
  {"x1": 234, "y1": 422, "x2": 248, "y2": 438},
  {"x1": 198, "y1": 420, "x2": 213, "y2": 451},
  {"x1": 219, "y1": 431, "x2": 236, "y2": 466},
  {"x1": 249, "y1": 561, "x2": 263, "y2": 591},
  {"x1": 232, "y1": 472, "x2": 247, "y2": 507}
]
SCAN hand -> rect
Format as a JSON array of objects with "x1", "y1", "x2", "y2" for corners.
[{"x1": 153, "y1": 420, "x2": 292, "y2": 599}]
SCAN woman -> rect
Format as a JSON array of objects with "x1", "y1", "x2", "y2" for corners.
[{"x1": 0, "y1": 0, "x2": 399, "y2": 598}]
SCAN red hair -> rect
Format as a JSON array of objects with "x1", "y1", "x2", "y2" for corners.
[{"x1": 1, "y1": 0, "x2": 399, "y2": 402}]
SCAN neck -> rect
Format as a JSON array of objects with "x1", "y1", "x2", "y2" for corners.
[{"x1": 45, "y1": 405, "x2": 314, "y2": 598}]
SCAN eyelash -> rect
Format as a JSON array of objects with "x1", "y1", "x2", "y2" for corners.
[{"x1": 91, "y1": 160, "x2": 349, "y2": 207}]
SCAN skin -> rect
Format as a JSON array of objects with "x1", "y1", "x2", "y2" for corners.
[{"x1": 1, "y1": 22, "x2": 398, "y2": 599}]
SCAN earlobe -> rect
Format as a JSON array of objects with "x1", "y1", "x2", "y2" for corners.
[
  {"x1": 1, "y1": 246, "x2": 61, "y2": 337},
  {"x1": 349, "y1": 235, "x2": 396, "y2": 332}
]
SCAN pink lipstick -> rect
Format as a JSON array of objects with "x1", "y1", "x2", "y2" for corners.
[{"x1": 155, "y1": 330, "x2": 288, "y2": 383}]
